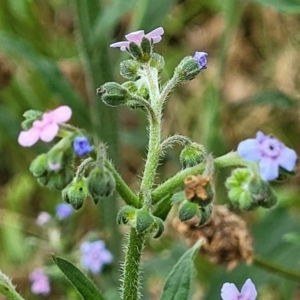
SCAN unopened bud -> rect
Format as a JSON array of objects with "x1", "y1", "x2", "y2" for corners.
[
  {"x1": 62, "y1": 176, "x2": 88, "y2": 210},
  {"x1": 178, "y1": 200, "x2": 199, "y2": 222},
  {"x1": 87, "y1": 167, "x2": 116, "y2": 204},
  {"x1": 97, "y1": 82, "x2": 130, "y2": 107},
  {"x1": 150, "y1": 53, "x2": 165, "y2": 72},
  {"x1": 30, "y1": 153, "x2": 48, "y2": 177},
  {"x1": 120, "y1": 60, "x2": 140, "y2": 80},
  {"x1": 179, "y1": 143, "x2": 207, "y2": 168}
]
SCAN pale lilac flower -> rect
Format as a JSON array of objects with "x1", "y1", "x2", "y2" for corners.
[
  {"x1": 193, "y1": 51, "x2": 208, "y2": 69},
  {"x1": 73, "y1": 136, "x2": 93, "y2": 156},
  {"x1": 29, "y1": 269, "x2": 50, "y2": 296},
  {"x1": 221, "y1": 278, "x2": 257, "y2": 300},
  {"x1": 18, "y1": 106, "x2": 72, "y2": 147},
  {"x1": 36, "y1": 212, "x2": 51, "y2": 226},
  {"x1": 237, "y1": 131, "x2": 297, "y2": 181},
  {"x1": 110, "y1": 27, "x2": 164, "y2": 51},
  {"x1": 80, "y1": 240, "x2": 113, "y2": 274},
  {"x1": 56, "y1": 203, "x2": 73, "y2": 220},
  {"x1": 48, "y1": 162, "x2": 61, "y2": 171}
]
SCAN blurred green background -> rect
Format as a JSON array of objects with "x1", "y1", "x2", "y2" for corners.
[{"x1": 1, "y1": 0, "x2": 300, "y2": 299}]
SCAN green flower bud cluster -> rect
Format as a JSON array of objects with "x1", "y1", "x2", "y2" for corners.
[
  {"x1": 225, "y1": 168, "x2": 278, "y2": 211},
  {"x1": 179, "y1": 143, "x2": 207, "y2": 169},
  {"x1": 30, "y1": 138, "x2": 75, "y2": 190},
  {"x1": 117, "y1": 206, "x2": 164, "y2": 238}
]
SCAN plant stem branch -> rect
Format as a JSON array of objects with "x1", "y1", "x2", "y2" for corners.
[{"x1": 254, "y1": 256, "x2": 300, "y2": 282}]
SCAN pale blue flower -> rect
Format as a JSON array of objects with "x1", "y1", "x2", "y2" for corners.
[
  {"x1": 237, "y1": 131, "x2": 297, "y2": 181},
  {"x1": 56, "y1": 203, "x2": 73, "y2": 220},
  {"x1": 80, "y1": 240, "x2": 113, "y2": 274},
  {"x1": 221, "y1": 278, "x2": 257, "y2": 300}
]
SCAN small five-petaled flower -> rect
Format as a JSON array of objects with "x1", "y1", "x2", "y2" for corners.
[{"x1": 237, "y1": 131, "x2": 297, "y2": 181}]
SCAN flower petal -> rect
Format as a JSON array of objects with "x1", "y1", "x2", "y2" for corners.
[
  {"x1": 51, "y1": 105, "x2": 72, "y2": 123},
  {"x1": 110, "y1": 41, "x2": 130, "y2": 50},
  {"x1": 40, "y1": 123, "x2": 59, "y2": 142},
  {"x1": 146, "y1": 27, "x2": 164, "y2": 39},
  {"x1": 237, "y1": 139, "x2": 261, "y2": 161},
  {"x1": 259, "y1": 157, "x2": 279, "y2": 181},
  {"x1": 221, "y1": 283, "x2": 240, "y2": 300},
  {"x1": 240, "y1": 279, "x2": 257, "y2": 300},
  {"x1": 125, "y1": 30, "x2": 145, "y2": 43},
  {"x1": 277, "y1": 146, "x2": 297, "y2": 172},
  {"x1": 18, "y1": 128, "x2": 41, "y2": 147}
]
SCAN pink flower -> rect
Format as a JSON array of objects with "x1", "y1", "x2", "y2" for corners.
[
  {"x1": 221, "y1": 278, "x2": 257, "y2": 300},
  {"x1": 29, "y1": 269, "x2": 51, "y2": 296},
  {"x1": 110, "y1": 27, "x2": 164, "y2": 51},
  {"x1": 18, "y1": 106, "x2": 72, "y2": 147},
  {"x1": 36, "y1": 212, "x2": 51, "y2": 226}
]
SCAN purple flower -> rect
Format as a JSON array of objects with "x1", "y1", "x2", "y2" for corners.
[
  {"x1": 110, "y1": 27, "x2": 164, "y2": 51},
  {"x1": 18, "y1": 106, "x2": 72, "y2": 147},
  {"x1": 73, "y1": 136, "x2": 93, "y2": 156},
  {"x1": 80, "y1": 240, "x2": 113, "y2": 274},
  {"x1": 193, "y1": 51, "x2": 208, "y2": 69},
  {"x1": 29, "y1": 269, "x2": 51, "y2": 296},
  {"x1": 221, "y1": 278, "x2": 257, "y2": 300},
  {"x1": 237, "y1": 131, "x2": 297, "y2": 181},
  {"x1": 36, "y1": 212, "x2": 51, "y2": 226},
  {"x1": 56, "y1": 203, "x2": 73, "y2": 220}
]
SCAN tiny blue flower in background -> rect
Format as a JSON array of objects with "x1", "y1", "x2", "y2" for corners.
[
  {"x1": 56, "y1": 203, "x2": 73, "y2": 220},
  {"x1": 237, "y1": 131, "x2": 297, "y2": 181},
  {"x1": 193, "y1": 51, "x2": 208, "y2": 69},
  {"x1": 73, "y1": 136, "x2": 93, "y2": 156},
  {"x1": 80, "y1": 240, "x2": 113, "y2": 274},
  {"x1": 221, "y1": 278, "x2": 257, "y2": 300},
  {"x1": 36, "y1": 212, "x2": 51, "y2": 226},
  {"x1": 29, "y1": 269, "x2": 51, "y2": 296}
]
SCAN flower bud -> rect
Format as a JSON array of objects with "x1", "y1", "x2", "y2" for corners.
[
  {"x1": 174, "y1": 55, "x2": 205, "y2": 84},
  {"x1": 120, "y1": 60, "x2": 140, "y2": 80},
  {"x1": 87, "y1": 167, "x2": 116, "y2": 204},
  {"x1": 62, "y1": 176, "x2": 88, "y2": 210},
  {"x1": 30, "y1": 154, "x2": 48, "y2": 177},
  {"x1": 178, "y1": 200, "x2": 199, "y2": 222},
  {"x1": 150, "y1": 53, "x2": 165, "y2": 72},
  {"x1": 179, "y1": 143, "x2": 207, "y2": 169},
  {"x1": 135, "y1": 209, "x2": 155, "y2": 234},
  {"x1": 96, "y1": 82, "x2": 130, "y2": 107}
]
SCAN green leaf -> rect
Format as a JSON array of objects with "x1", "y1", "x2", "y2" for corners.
[
  {"x1": 52, "y1": 256, "x2": 106, "y2": 300},
  {"x1": 160, "y1": 240, "x2": 202, "y2": 300},
  {"x1": 250, "y1": 0, "x2": 300, "y2": 13}
]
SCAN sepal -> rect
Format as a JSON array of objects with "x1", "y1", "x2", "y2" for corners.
[
  {"x1": 178, "y1": 200, "x2": 199, "y2": 222},
  {"x1": 120, "y1": 60, "x2": 140, "y2": 80},
  {"x1": 117, "y1": 205, "x2": 137, "y2": 226}
]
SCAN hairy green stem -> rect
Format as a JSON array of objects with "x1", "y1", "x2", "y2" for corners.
[
  {"x1": 105, "y1": 160, "x2": 139, "y2": 208},
  {"x1": 160, "y1": 134, "x2": 192, "y2": 152},
  {"x1": 0, "y1": 272, "x2": 25, "y2": 300},
  {"x1": 122, "y1": 229, "x2": 145, "y2": 300},
  {"x1": 254, "y1": 256, "x2": 300, "y2": 282}
]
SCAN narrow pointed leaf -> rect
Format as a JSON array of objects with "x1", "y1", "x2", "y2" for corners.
[
  {"x1": 52, "y1": 255, "x2": 106, "y2": 300},
  {"x1": 160, "y1": 240, "x2": 202, "y2": 300}
]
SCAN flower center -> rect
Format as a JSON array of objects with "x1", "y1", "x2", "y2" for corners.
[{"x1": 261, "y1": 138, "x2": 281, "y2": 158}]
